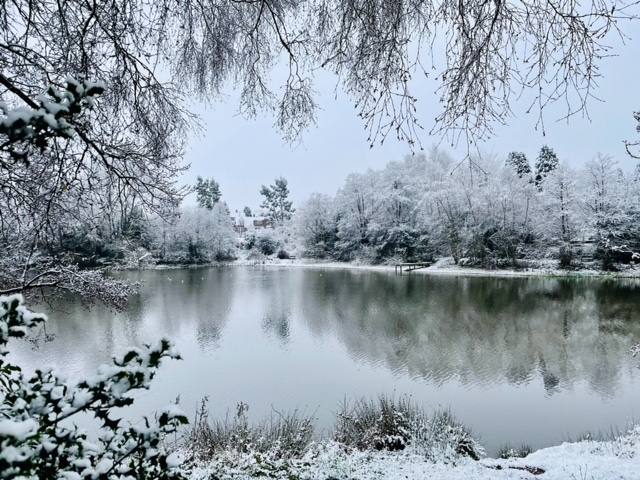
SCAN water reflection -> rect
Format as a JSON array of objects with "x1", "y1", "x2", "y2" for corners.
[
  {"x1": 299, "y1": 272, "x2": 640, "y2": 398},
  {"x1": 8, "y1": 267, "x2": 640, "y2": 454}
]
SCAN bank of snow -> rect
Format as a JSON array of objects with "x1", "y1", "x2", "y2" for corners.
[
  {"x1": 186, "y1": 425, "x2": 640, "y2": 480},
  {"x1": 230, "y1": 254, "x2": 640, "y2": 278}
]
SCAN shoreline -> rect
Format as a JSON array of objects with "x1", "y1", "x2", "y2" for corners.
[
  {"x1": 185, "y1": 425, "x2": 640, "y2": 480},
  {"x1": 141, "y1": 257, "x2": 640, "y2": 279}
]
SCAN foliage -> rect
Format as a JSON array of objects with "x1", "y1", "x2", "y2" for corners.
[
  {"x1": 187, "y1": 399, "x2": 314, "y2": 461},
  {"x1": 335, "y1": 395, "x2": 419, "y2": 451},
  {"x1": 497, "y1": 443, "x2": 533, "y2": 459},
  {"x1": 534, "y1": 145, "x2": 559, "y2": 190},
  {"x1": 295, "y1": 193, "x2": 338, "y2": 259},
  {"x1": 506, "y1": 152, "x2": 531, "y2": 179},
  {"x1": 0, "y1": 79, "x2": 151, "y2": 308},
  {"x1": 243, "y1": 206, "x2": 252, "y2": 217},
  {"x1": 195, "y1": 177, "x2": 222, "y2": 210},
  {"x1": 158, "y1": 205, "x2": 236, "y2": 264},
  {"x1": 276, "y1": 249, "x2": 290, "y2": 260},
  {"x1": 254, "y1": 232, "x2": 280, "y2": 256},
  {"x1": 295, "y1": 147, "x2": 640, "y2": 270},
  {"x1": 369, "y1": 225, "x2": 430, "y2": 263},
  {"x1": 1, "y1": 0, "x2": 633, "y2": 152},
  {"x1": 0, "y1": 294, "x2": 188, "y2": 479},
  {"x1": 260, "y1": 177, "x2": 295, "y2": 226},
  {"x1": 334, "y1": 395, "x2": 484, "y2": 462}
]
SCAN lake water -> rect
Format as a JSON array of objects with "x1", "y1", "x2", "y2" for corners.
[{"x1": 8, "y1": 266, "x2": 640, "y2": 455}]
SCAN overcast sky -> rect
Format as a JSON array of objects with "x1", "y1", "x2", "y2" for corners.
[{"x1": 180, "y1": 30, "x2": 640, "y2": 215}]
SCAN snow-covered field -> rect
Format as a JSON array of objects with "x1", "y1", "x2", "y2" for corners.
[{"x1": 186, "y1": 425, "x2": 640, "y2": 480}]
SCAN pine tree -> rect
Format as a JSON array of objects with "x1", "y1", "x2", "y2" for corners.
[
  {"x1": 243, "y1": 206, "x2": 253, "y2": 217},
  {"x1": 196, "y1": 176, "x2": 222, "y2": 210},
  {"x1": 534, "y1": 145, "x2": 559, "y2": 190},
  {"x1": 260, "y1": 177, "x2": 295, "y2": 225},
  {"x1": 505, "y1": 151, "x2": 531, "y2": 178}
]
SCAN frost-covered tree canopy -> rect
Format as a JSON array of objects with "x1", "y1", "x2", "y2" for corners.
[
  {"x1": 1, "y1": 0, "x2": 636, "y2": 150},
  {"x1": 297, "y1": 148, "x2": 640, "y2": 267}
]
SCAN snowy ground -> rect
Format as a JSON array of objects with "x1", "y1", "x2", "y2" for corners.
[
  {"x1": 185, "y1": 425, "x2": 640, "y2": 480},
  {"x1": 230, "y1": 253, "x2": 640, "y2": 278}
]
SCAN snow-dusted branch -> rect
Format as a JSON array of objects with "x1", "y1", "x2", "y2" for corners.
[{"x1": 0, "y1": 294, "x2": 187, "y2": 479}]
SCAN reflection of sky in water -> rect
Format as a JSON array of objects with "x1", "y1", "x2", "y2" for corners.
[{"x1": 8, "y1": 267, "x2": 640, "y2": 455}]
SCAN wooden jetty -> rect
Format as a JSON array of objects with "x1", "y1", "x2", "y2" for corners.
[{"x1": 394, "y1": 262, "x2": 432, "y2": 274}]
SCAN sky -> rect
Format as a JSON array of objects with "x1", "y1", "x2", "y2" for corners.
[{"x1": 180, "y1": 26, "x2": 640, "y2": 215}]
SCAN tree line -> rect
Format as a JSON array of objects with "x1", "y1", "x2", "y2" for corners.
[
  {"x1": 296, "y1": 146, "x2": 640, "y2": 269},
  {"x1": 37, "y1": 145, "x2": 640, "y2": 272}
]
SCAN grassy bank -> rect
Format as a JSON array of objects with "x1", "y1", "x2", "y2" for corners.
[{"x1": 174, "y1": 395, "x2": 640, "y2": 480}]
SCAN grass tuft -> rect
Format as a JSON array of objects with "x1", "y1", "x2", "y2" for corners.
[
  {"x1": 497, "y1": 443, "x2": 533, "y2": 459},
  {"x1": 333, "y1": 394, "x2": 484, "y2": 461},
  {"x1": 187, "y1": 397, "x2": 315, "y2": 461}
]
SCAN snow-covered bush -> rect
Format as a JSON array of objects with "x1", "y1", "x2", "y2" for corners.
[
  {"x1": 186, "y1": 399, "x2": 314, "y2": 461},
  {"x1": 0, "y1": 294, "x2": 188, "y2": 479},
  {"x1": 497, "y1": 443, "x2": 532, "y2": 459},
  {"x1": 334, "y1": 395, "x2": 483, "y2": 462},
  {"x1": 245, "y1": 231, "x2": 280, "y2": 256},
  {"x1": 335, "y1": 395, "x2": 418, "y2": 451},
  {"x1": 421, "y1": 409, "x2": 484, "y2": 463}
]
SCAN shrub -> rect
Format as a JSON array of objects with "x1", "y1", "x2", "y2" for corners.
[
  {"x1": 277, "y1": 249, "x2": 290, "y2": 259},
  {"x1": 186, "y1": 398, "x2": 314, "y2": 461},
  {"x1": 256, "y1": 233, "x2": 279, "y2": 255},
  {"x1": 334, "y1": 395, "x2": 419, "y2": 451},
  {"x1": 334, "y1": 395, "x2": 483, "y2": 462},
  {"x1": 0, "y1": 294, "x2": 188, "y2": 479},
  {"x1": 497, "y1": 443, "x2": 533, "y2": 459},
  {"x1": 423, "y1": 409, "x2": 484, "y2": 462},
  {"x1": 559, "y1": 243, "x2": 573, "y2": 268}
]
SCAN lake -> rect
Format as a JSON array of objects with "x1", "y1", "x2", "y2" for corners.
[{"x1": 8, "y1": 266, "x2": 640, "y2": 455}]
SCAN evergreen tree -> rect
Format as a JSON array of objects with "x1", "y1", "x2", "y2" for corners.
[
  {"x1": 260, "y1": 177, "x2": 295, "y2": 225},
  {"x1": 534, "y1": 145, "x2": 559, "y2": 190},
  {"x1": 195, "y1": 176, "x2": 222, "y2": 210},
  {"x1": 505, "y1": 151, "x2": 531, "y2": 178},
  {"x1": 243, "y1": 206, "x2": 253, "y2": 217}
]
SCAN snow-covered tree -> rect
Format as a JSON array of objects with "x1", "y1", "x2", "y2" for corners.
[
  {"x1": 367, "y1": 160, "x2": 430, "y2": 261},
  {"x1": 537, "y1": 161, "x2": 581, "y2": 265},
  {"x1": 484, "y1": 164, "x2": 537, "y2": 265},
  {"x1": 243, "y1": 206, "x2": 253, "y2": 217},
  {"x1": 161, "y1": 204, "x2": 236, "y2": 264},
  {"x1": 1, "y1": 0, "x2": 629, "y2": 153},
  {"x1": 581, "y1": 153, "x2": 622, "y2": 219},
  {"x1": 260, "y1": 177, "x2": 295, "y2": 226},
  {"x1": 296, "y1": 193, "x2": 338, "y2": 258},
  {"x1": 195, "y1": 176, "x2": 222, "y2": 210},
  {"x1": 581, "y1": 156, "x2": 640, "y2": 267},
  {"x1": 534, "y1": 145, "x2": 559, "y2": 190},
  {"x1": 0, "y1": 81, "x2": 141, "y2": 308},
  {"x1": 335, "y1": 171, "x2": 382, "y2": 261},
  {"x1": 505, "y1": 152, "x2": 532, "y2": 179},
  {"x1": 0, "y1": 294, "x2": 188, "y2": 479}
]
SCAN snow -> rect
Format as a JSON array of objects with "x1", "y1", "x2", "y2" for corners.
[
  {"x1": 186, "y1": 426, "x2": 640, "y2": 479},
  {"x1": 0, "y1": 418, "x2": 38, "y2": 441},
  {"x1": 225, "y1": 254, "x2": 640, "y2": 279},
  {"x1": 166, "y1": 452, "x2": 182, "y2": 468}
]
